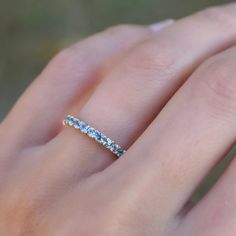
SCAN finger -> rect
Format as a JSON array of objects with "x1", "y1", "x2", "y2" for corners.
[
  {"x1": 3, "y1": 25, "x2": 153, "y2": 149},
  {"x1": 179, "y1": 157, "x2": 236, "y2": 236},
  {"x1": 105, "y1": 44, "x2": 236, "y2": 224},
  {"x1": 55, "y1": 3, "x2": 236, "y2": 177}
]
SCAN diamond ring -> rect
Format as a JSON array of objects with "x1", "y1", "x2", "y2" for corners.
[{"x1": 63, "y1": 115, "x2": 126, "y2": 158}]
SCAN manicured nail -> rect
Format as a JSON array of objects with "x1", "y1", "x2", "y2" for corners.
[{"x1": 148, "y1": 19, "x2": 175, "y2": 32}]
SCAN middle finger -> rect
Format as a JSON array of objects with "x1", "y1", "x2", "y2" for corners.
[{"x1": 54, "y1": 4, "x2": 236, "y2": 177}]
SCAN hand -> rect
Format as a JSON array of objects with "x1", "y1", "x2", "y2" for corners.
[{"x1": 1, "y1": 3, "x2": 236, "y2": 235}]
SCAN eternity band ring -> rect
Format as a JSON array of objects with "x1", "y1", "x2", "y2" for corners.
[{"x1": 63, "y1": 115, "x2": 126, "y2": 158}]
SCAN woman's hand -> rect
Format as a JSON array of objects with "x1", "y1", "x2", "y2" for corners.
[{"x1": 1, "y1": 3, "x2": 236, "y2": 235}]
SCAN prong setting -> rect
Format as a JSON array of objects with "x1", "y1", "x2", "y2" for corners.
[{"x1": 63, "y1": 115, "x2": 126, "y2": 158}]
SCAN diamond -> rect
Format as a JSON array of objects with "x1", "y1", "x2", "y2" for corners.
[
  {"x1": 101, "y1": 136, "x2": 113, "y2": 147},
  {"x1": 87, "y1": 129, "x2": 102, "y2": 142},
  {"x1": 63, "y1": 118, "x2": 68, "y2": 126},
  {"x1": 116, "y1": 148, "x2": 125, "y2": 157},
  {"x1": 65, "y1": 115, "x2": 74, "y2": 126},
  {"x1": 106, "y1": 138, "x2": 113, "y2": 145},
  {"x1": 110, "y1": 143, "x2": 119, "y2": 152},
  {"x1": 67, "y1": 115, "x2": 73, "y2": 121},
  {"x1": 68, "y1": 120, "x2": 74, "y2": 126},
  {"x1": 87, "y1": 128, "x2": 97, "y2": 138},
  {"x1": 79, "y1": 121, "x2": 89, "y2": 133},
  {"x1": 94, "y1": 131, "x2": 102, "y2": 142},
  {"x1": 100, "y1": 136, "x2": 107, "y2": 145},
  {"x1": 73, "y1": 120, "x2": 80, "y2": 129},
  {"x1": 66, "y1": 115, "x2": 72, "y2": 120},
  {"x1": 63, "y1": 115, "x2": 126, "y2": 158}
]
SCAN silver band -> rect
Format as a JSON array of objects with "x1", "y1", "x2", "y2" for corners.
[{"x1": 63, "y1": 115, "x2": 126, "y2": 158}]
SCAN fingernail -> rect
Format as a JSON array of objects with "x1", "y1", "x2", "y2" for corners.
[{"x1": 148, "y1": 19, "x2": 175, "y2": 32}]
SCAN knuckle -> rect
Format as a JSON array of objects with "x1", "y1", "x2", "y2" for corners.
[
  {"x1": 105, "y1": 24, "x2": 134, "y2": 33},
  {"x1": 126, "y1": 41, "x2": 176, "y2": 82},
  {"x1": 104, "y1": 24, "x2": 150, "y2": 44},
  {"x1": 105, "y1": 24, "x2": 145, "y2": 36},
  {"x1": 48, "y1": 48, "x2": 76, "y2": 70},
  {"x1": 51, "y1": 47, "x2": 80, "y2": 66},
  {"x1": 199, "y1": 54, "x2": 236, "y2": 116},
  {"x1": 46, "y1": 46, "x2": 90, "y2": 76}
]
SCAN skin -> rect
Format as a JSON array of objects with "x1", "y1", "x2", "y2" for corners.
[{"x1": 1, "y1": 2, "x2": 236, "y2": 235}]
